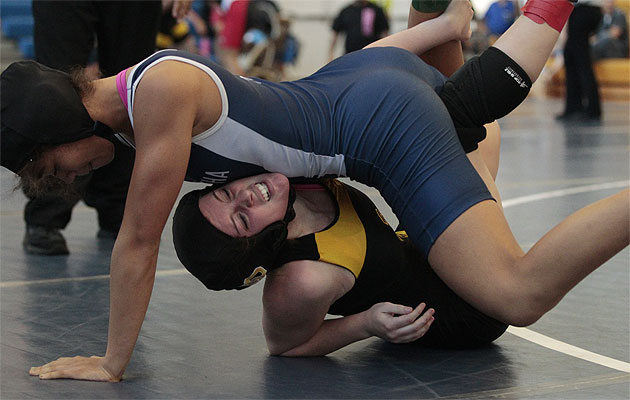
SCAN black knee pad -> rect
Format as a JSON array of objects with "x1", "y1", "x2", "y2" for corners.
[{"x1": 439, "y1": 46, "x2": 532, "y2": 152}]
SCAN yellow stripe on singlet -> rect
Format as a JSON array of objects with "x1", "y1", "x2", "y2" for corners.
[{"x1": 314, "y1": 181, "x2": 367, "y2": 278}]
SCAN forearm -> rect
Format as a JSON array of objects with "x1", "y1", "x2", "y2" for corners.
[
  {"x1": 103, "y1": 239, "x2": 159, "y2": 378},
  {"x1": 365, "y1": 13, "x2": 462, "y2": 62},
  {"x1": 408, "y1": 7, "x2": 463, "y2": 76},
  {"x1": 275, "y1": 312, "x2": 371, "y2": 357}
]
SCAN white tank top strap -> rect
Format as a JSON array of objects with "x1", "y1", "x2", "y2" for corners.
[{"x1": 125, "y1": 50, "x2": 230, "y2": 143}]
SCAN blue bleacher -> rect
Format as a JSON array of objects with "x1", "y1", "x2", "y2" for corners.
[
  {"x1": 0, "y1": 0, "x2": 32, "y2": 18},
  {"x1": 1, "y1": 0, "x2": 34, "y2": 59},
  {"x1": 2, "y1": 15, "x2": 33, "y2": 38},
  {"x1": 18, "y1": 35, "x2": 34, "y2": 59}
]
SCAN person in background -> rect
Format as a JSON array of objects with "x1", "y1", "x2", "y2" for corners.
[
  {"x1": 156, "y1": 2, "x2": 197, "y2": 53},
  {"x1": 213, "y1": 0, "x2": 279, "y2": 76},
  {"x1": 328, "y1": 0, "x2": 389, "y2": 61},
  {"x1": 185, "y1": 0, "x2": 219, "y2": 58},
  {"x1": 370, "y1": 0, "x2": 392, "y2": 16},
  {"x1": 591, "y1": 0, "x2": 629, "y2": 59},
  {"x1": 557, "y1": 0, "x2": 603, "y2": 122},
  {"x1": 484, "y1": 0, "x2": 518, "y2": 42},
  {"x1": 22, "y1": 0, "x2": 174, "y2": 255},
  {"x1": 462, "y1": 11, "x2": 492, "y2": 59}
]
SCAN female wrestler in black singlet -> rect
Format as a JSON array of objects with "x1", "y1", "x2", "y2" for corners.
[
  {"x1": 171, "y1": 124, "x2": 511, "y2": 354},
  {"x1": 178, "y1": 174, "x2": 508, "y2": 355}
]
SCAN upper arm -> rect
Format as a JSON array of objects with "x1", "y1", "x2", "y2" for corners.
[
  {"x1": 262, "y1": 260, "x2": 351, "y2": 354},
  {"x1": 120, "y1": 64, "x2": 197, "y2": 246}
]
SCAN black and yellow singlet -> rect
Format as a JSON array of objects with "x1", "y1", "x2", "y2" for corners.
[{"x1": 275, "y1": 179, "x2": 507, "y2": 349}]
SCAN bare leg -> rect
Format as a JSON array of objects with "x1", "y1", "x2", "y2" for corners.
[
  {"x1": 365, "y1": 0, "x2": 473, "y2": 61},
  {"x1": 473, "y1": 122, "x2": 503, "y2": 211},
  {"x1": 493, "y1": 0, "x2": 576, "y2": 82},
  {"x1": 477, "y1": 121, "x2": 501, "y2": 182},
  {"x1": 428, "y1": 187, "x2": 629, "y2": 327},
  {"x1": 492, "y1": 17, "x2": 560, "y2": 82},
  {"x1": 407, "y1": 4, "x2": 463, "y2": 77},
  {"x1": 427, "y1": 1, "x2": 629, "y2": 326}
]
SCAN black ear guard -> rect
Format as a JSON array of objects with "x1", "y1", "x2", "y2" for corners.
[
  {"x1": 172, "y1": 185, "x2": 296, "y2": 290},
  {"x1": 1, "y1": 60, "x2": 116, "y2": 173}
]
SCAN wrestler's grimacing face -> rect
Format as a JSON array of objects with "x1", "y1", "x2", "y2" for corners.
[{"x1": 200, "y1": 173, "x2": 290, "y2": 237}]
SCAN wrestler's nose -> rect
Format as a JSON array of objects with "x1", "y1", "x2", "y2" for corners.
[{"x1": 237, "y1": 190, "x2": 255, "y2": 207}]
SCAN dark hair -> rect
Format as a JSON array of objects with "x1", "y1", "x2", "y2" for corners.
[
  {"x1": 14, "y1": 146, "x2": 78, "y2": 199},
  {"x1": 69, "y1": 66, "x2": 98, "y2": 99}
]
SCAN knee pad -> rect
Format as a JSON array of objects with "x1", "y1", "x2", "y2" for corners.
[{"x1": 439, "y1": 47, "x2": 531, "y2": 152}]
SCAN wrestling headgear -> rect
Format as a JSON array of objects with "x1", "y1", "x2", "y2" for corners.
[
  {"x1": 1, "y1": 60, "x2": 115, "y2": 174},
  {"x1": 172, "y1": 185, "x2": 296, "y2": 291}
]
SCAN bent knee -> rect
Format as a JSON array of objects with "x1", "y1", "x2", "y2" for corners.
[
  {"x1": 503, "y1": 308, "x2": 544, "y2": 327},
  {"x1": 496, "y1": 291, "x2": 554, "y2": 327}
]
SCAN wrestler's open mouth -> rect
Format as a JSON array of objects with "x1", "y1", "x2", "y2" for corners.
[{"x1": 255, "y1": 182, "x2": 270, "y2": 201}]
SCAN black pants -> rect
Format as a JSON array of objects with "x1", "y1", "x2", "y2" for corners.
[
  {"x1": 563, "y1": 4, "x2": 603, "y2": 118},
  {"x1": 26, "y1": 1, "x2": 161, "y2": 230}
]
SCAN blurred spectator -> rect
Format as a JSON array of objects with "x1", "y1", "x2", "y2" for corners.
[
  {"x1": 557, "y1": 0, "x2": 603, "y2": 122},
  {"x1": 156, "y1": 7, "x2": 196, "y2": 52},
  {"x1": 212, "y1": 0, "x2": 297, "y2": 80},
  {"x1": 23, "y1": 0, "x2": 166, "y2": 255},
  {"x1": 157, "y1": 1, "x2": 220, "y2": 58},
  {"x1": 214, "y1": 0, "x2": 275, "y2": 75},
  {"x1": 370, "y1": 0, "x2": 392, "y2": 17},
  {"x1": 484, "y1": 0, "x2": 518, "y2": 42},
  {"x1": 186, "y1": 0, "x2": 219, "y2": 58},
  {"x1": 213, "y1": 0, "x2": 251, "y2": 75},
  {"x1": 592, "y1": 0, "x2": 629, "y2": 59},
  {"x1": 329, "y1": 0, "x2": 389, "y2": 61},
  {"x1": 531, "y1": 27, "x2": 567, "y2": 98},
  {"x1": 463, "y1": 12, "x2": 491, "y2": 59}
]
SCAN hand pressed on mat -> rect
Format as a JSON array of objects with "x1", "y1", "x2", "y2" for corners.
[{"x1": 29, "y1": 355, "x2": 120, "y2": 382}]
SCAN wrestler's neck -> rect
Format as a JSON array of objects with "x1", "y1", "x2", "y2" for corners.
[
  {"x1": 287, "y1": 191, "x2": 336, "y2": 240},
  {"x1": 84, "y1": 76, "x2": 133, "y2": 135}
]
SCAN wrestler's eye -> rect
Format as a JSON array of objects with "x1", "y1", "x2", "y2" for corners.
[
  {"x1": 212, "y1": 188, "x2": 228, "y2": 203},
  {"x1": 214, "y1": 188, "x2": 230, "y2": 202},
  {"x1": 238, "y1": 212, "x2": 249, "y2": 230}
]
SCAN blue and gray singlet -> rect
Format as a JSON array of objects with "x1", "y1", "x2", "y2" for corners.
[{"x1": 117, "y1": 48, "x2": 493, "y2": 257}]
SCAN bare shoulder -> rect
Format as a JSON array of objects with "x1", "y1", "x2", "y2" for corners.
[
  {"x1": 133, "y1": 60, "x2": 223, "y2": 135},
  {"x1": 264, "y1": 260, "x2": 354, "y2": 313},
  {"x1": 134, "y1": 61, "x2": 203, "y2": 102}
]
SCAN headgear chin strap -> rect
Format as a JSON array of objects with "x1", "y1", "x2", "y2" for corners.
[
  {"x1": 172, "y1": 185, "x2": 296, "y2": 291},
  {"x1": 1, "y1": 60, "x2": 117, "y2": 174},
  {"x1": 93, "y1": 121, "x2": 116, "y2": 143}
]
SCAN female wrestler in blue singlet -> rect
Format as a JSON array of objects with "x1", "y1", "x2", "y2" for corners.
[{"x1": 3, "y1": 0, "x2": 627, "y2": 382}]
